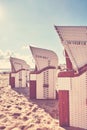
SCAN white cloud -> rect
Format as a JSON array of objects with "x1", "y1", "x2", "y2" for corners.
[
  {"x1": 0, "y1": 60, "x2": 11, "y2": 69},
  {"x1": 0, "y1": 50, "x2": 14, "y2": 60},
  {"x1": 0, "y1": 50, "x2": 14, "y2": 70}
]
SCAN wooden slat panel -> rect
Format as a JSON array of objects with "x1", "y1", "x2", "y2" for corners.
[
  {"x1": 30, "y1": 80, "x2": 36, "y2": 99},
  {"x1": 59, "y1": 90, "x2": 69, "y2": 127},
  {"x1": 10, "y1": 77, "x2": 15, "y2": 88}
]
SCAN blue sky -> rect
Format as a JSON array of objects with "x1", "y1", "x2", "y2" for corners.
[{"x1": 0, "y1": 0, "x2": 87, "y2": 69}]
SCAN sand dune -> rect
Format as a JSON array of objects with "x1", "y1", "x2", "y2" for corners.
[{"x1": 0, "y1": 83, "x2": 65, "y2": 130}]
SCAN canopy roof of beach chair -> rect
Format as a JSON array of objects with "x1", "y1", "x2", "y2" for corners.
[
  {"x1": 10, "y1": 57, "x2": 30, "y2": 72},
  {"x1": 55, "y1": 26, "x2": 87, "y2": 72},
  {"x1": 30, "y1": 46, "x2": 58, "y2": 71}
]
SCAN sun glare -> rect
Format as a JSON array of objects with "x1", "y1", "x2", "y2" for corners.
[{"x1": 0, "y1": 5, "x2": 6, "y2": 22}]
